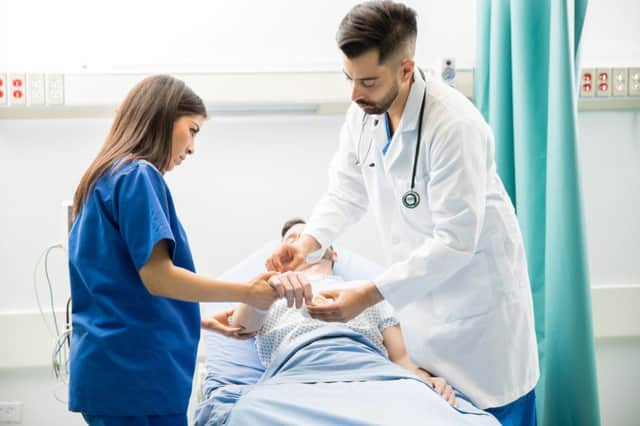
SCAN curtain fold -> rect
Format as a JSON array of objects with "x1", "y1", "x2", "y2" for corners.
[{"x1": 475, "y1": 0, "x2": 600, "y2": 424}]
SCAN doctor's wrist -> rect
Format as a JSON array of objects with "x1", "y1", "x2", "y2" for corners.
[
  {"x1": 362, "y1": 282, "x2": 384, "y2": 307},
  {"x1": 298, "y1": 234, "x2": 322, "y2": 255}
]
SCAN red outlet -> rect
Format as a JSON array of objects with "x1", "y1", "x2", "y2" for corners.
[
  {"x1": 8, "y1": 74, "x2": 27, "y2": 105},
  {"x1": 0, "y1": 74, "x2": 6, "y2": 105}
]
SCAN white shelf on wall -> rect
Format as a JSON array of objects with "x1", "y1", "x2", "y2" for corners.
[
  {"x1": 0, "y1": 70, "x2": 638, "y2": 118},
  {"x1": 0, "y1": 70, "x2": 477, "y2": 118}
]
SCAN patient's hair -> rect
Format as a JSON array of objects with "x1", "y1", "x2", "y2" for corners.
[
  {"x1": 337, "y1": 0, "x2": 417, "y2": 64},
  {"x1": 281, "y1": 218, "x2": 306, "y2": 238}
]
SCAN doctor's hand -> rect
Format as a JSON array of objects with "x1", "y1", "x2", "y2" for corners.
[
  {"x1": 265, "y1": 243, "x2": 305, "y2": 272},
  {"x1": 307, "y1": 283, "x2": 383, "y2": 322},
  {"x1": 268, "y1": 272, "x2": 313, "y2": 309},
  {"x1": 201, "y1": 309, "x2": 257, "y2": 340},
  {"x1": 245, "y1": 271, "x2": 280, "y2": 310}
]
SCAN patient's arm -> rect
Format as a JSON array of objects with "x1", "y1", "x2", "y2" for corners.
[
  {"x1": 383, "y1": 325, "x2": 457, "y2": 406},
  {"x1": 231, "y1": 303, "x2": 270, "y2": 334},
  {"x1": 231, "y1": 271, "x2": 314, "y2": 334}
]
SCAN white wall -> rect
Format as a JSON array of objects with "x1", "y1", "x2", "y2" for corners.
[
  {"x1": 1, "y1": 0, "x2": 476, "y2": 71},
  {"x1": 577, "y1": 111, "x2": 640, "y2": 287}
]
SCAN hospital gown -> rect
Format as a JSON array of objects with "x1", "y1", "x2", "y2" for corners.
[{"x1": 256, "y1": 274, "x2": 399, "y2": 366}]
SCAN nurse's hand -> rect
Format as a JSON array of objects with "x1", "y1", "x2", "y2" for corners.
[
  {"x1": 265, "y1": 243, "x2": 305, "y2": 272},
  {"x1": 201, "y1": 309, "x2": 257, "y2": 340},
  {"x1": 307, "y1": 283, "x2": 383, "y2": 322},
  {"x1": 246, "y1": 272, "x2": 280, "y2": 310},
  {"x1": 268, "y1": 272, "x2": 313, "y2": 309}
]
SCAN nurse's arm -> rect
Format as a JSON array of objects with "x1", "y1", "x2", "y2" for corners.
[
  {"x1": 383, "y1": 325, "x2": 456, "y2": 406},
  {"x1": 139, "y1": 240, "x2": 277, "y2": 309}
]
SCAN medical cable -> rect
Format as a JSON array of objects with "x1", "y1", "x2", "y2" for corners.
[
  {"x1": 34, "y1": 242, "x2": 73, "y2": 389},
  {"x1": 410, "y1": 92, "x2": 427, "y2": 192},
  {"x1": 33, "y1": 243, "x2": 64, "y2": 338},
  {"x1": 355, "y1": 114, "x2": 373, "y2": 166}
]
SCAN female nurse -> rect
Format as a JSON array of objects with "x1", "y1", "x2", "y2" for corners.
[{"x1": 67, "y1": 75, "x2": 278, "y2": 426}]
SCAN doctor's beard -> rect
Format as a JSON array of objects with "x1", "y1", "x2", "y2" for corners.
[{"x1": 356, "y1": 81, "x2": 399, "y2": 115}]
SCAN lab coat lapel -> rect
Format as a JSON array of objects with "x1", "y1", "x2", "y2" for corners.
[{"x1": 382, "y1": 70, "x2": 427, "y2": 177}]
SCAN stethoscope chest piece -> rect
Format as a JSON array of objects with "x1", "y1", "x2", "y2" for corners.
[{"x1": 402, "y1": 190, "x2": 420, "y2": 209}]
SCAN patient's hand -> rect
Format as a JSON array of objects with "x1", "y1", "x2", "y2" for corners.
[
  {"x1": 417, "y1": 369, "x2": 457, "y2": 407},
  {"x1": 201, "y1": 309, "x2": 258, "y2": 340}
]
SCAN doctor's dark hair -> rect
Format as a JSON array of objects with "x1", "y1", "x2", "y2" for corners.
[
  {"x1": 337, "y1": 0, "x2": 417, "y2": 64},
  {"x1": 72, "y1": 75, "x2": 207, "y2": 219}
]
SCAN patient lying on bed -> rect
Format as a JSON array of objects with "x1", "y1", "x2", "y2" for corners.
[
  {"x1": 231, "y1": 218, "x2": 457, "y2": 406},
  {"x1": 196, "y1": 219, "x2": 499, "y2": 425}
]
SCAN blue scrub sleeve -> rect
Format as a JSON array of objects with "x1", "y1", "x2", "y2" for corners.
[{"x1": 115, "y1": 164, "x2": 176, "y2": 271}]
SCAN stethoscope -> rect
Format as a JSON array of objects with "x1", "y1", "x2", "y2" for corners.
[{"x1": 355, "y1": 68, "x2": 427, "y2": 209}]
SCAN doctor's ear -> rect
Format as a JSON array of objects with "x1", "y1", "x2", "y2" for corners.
[{"x1": 399, "y1": 59, "x2": 415, "y2": 82}]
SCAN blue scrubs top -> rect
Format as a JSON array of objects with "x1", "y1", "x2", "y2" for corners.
[{"x1": 68, "y1": 159, "x2": 200, "y2": 416}]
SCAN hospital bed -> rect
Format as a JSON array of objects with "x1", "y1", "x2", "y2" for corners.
[{"x1": 193, "y1": 241, "x2": 499, "y2": 425}]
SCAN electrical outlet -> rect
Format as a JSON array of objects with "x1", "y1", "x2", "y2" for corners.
[
  {"x1": 611, "y1": 68, "x2": 627, "y2": 97},
  {"x1": 8, "y1": 73, "x2": 26, "y2": 106},
  {"x1": 0, "y1": 73, "x2": 6, "y2": 106},
  {"x1": 46, "y1": 73, "x2": 65, "y2": 105},
  {"x1": 579, "y1": 68, "x2": 594, "y2": 97},
  {"x1": 595, "y1": 68, "x2": 611, "y2": 97},
  {"x1": 629, "y1": 67, "x2": 640, "y2": 97},
  {"x1": 27, "y1": 73, "x2": 46, "y2": 105},
  {"x1": 0, "y1": 401, "x2": 23, "y2": 423}
]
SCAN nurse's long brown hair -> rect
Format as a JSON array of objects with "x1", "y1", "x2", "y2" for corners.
[{"x1": 72, "y1": 75, "x2": 206, "y2": 219}]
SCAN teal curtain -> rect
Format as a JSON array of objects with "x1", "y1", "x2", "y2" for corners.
[{"x1": 475, "y1": 1, "x2": 600, "y2": 425}]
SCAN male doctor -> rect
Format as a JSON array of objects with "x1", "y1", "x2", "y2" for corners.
[{"x1": 266, "y1": 1, "x2": 539, "y2": 424}]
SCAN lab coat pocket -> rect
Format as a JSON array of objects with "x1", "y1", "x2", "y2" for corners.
[
  {"x1": 489, "y1": 209, "x2": 527, "y2": 299},
  {"x1": 432, "y1": 251, "x2": 495, "y2": 323}
]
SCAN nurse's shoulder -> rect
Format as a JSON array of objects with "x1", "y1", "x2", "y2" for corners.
[{"x1": 97, "y1": 159, "x2": 166, "y2": 194}]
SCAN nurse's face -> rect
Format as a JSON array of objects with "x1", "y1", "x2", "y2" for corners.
[
  {"x1": 167, "y1": 115, "x2": 205, "y2": 172},
  {"x1": 343, "y1": 49, "x2": 400, "y2": 115}
]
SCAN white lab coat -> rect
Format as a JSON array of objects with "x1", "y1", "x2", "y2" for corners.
[{"x1": 304, "y1": 70, "x2": 539, "y2": 409}]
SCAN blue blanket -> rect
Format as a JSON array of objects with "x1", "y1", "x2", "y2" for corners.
[{"x1": 194, "y1": 325, "x2": 499, "y2": 425}]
